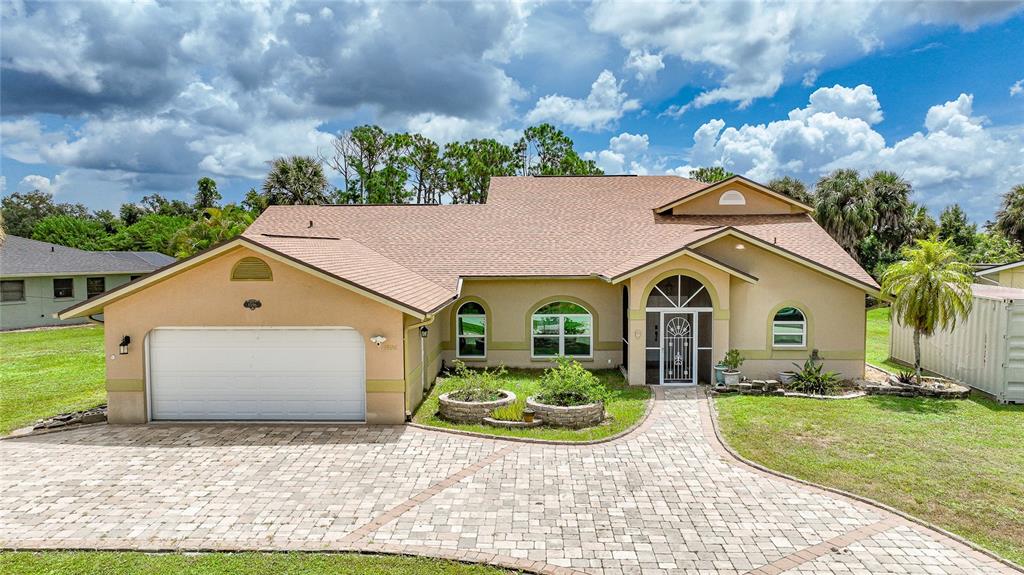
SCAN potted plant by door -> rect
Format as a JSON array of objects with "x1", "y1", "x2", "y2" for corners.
[
  {"x1": 721, "y1": 349, "x2": 744, "y2": 385},
  {"x1": 713, "y1": 362, "x2": 728, "y2": 385}
]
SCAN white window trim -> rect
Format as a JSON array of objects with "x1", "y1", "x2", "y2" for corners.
[
  {"x1": 456, "y1": 310, "x2": 487, "y2": 359},
  {"x1": 530, "y1": 312, "x2": 593, "y2": 359},
  {"x1": 772, "y1": 319, "x2": 806, "y2": 348}
]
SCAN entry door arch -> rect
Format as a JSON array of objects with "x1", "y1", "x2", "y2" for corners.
[{"x1": 644, "y1": 273, "x2": 714, "y2": 386}]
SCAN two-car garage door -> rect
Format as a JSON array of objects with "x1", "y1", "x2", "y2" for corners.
[{"x1": 148, "y1": 328, "x2": 365, "y2": 421}]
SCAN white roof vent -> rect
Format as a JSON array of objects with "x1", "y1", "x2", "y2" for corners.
[{"x1": 719, "y1": 190, "x2": 746, "y2": 206}]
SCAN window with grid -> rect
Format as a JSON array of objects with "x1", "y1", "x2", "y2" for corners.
[
  {"x1": 531, "y1": 301, "x2": 592, "y2": 358},
  {"x1": 456, "y1": 301, "x2": 486, "y2": 358},
  {"x1": 772, "y1": 307, "x2": 806, "y2": 347}
]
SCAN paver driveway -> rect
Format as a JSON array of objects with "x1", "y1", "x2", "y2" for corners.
[{"x1": 0, "y1": 389, "x2": 1016, "y2": 575}]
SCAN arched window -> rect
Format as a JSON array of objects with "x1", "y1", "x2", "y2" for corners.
[
  {"x1": 719, "y1": 190, "x2": 746, "y2": 205},
  {"x1": 456, "y1": 302, "x2": 486, "y2": 358},
  {"x1": 231, "y1": 257, "x2": 273, "y2": 281},
  {"x1": 772, "y1": 307, "x2": 806, "y2": 347},
  {"x1": 531, "y1": 301, "x2": 592, "y2": 358},
  {"x1": 646, "y1": 274, "x2": 712, "y2": 308}
]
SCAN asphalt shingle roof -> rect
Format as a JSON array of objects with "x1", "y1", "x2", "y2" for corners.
[
  {"x1": 241, "y1": 175, "x2": 878, "y2": 313},
  {"x1": 0, "y1": 235, "x2": 175, "y2": 276}
]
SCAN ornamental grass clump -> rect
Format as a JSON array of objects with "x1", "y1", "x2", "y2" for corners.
[
  {"x1": 536, "y1": 357, "x2": 609, "y2": 406},
  {"x1": 490, "y1": 397, "x2": 527, "y2": 421},
  {"x1": 445, "y1": 360, "x2": 507, "y2": 402},
  {"x1": 787, "y1": 356, "x2": 840, "y2": 396}
]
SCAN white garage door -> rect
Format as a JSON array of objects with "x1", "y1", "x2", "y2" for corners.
[{"x1": 149, "y1": 328, "x2": 365, "y2": 421}]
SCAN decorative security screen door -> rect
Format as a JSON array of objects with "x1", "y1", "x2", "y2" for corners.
[{"x1": 662, "y1": 312, "x2": 696, "y2": 385}]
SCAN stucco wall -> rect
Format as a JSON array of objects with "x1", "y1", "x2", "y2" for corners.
[
  {"x1": 101, "y1": 246, "x2": 407, "y2": 424},
  {"x1": 1, "y1": 274, "x2": 134, "y2": 330},
  {"x1": 440, "y1": 278, "x2": 623, "y2": 370},
  {"x1": 405, "y1": 311, "x2": 446, "y2": 413},
  {"x1": 671, "y1": 181, "x2": 804, "y2": 216},
  {"x1": 697, "y1": 237, "x2": 867, "y2": 380},
  {"x1": 998, "y1": 269, "x2": 1024, "y2": 289}
]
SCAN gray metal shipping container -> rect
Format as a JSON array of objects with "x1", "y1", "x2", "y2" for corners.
[{"x1": 890, "y1": 284, "x2": 1024, "y2": 403}]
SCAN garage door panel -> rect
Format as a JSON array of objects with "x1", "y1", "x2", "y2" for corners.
[{"x1": 150, "y1": 328, "x2": 365, "y2": 421}]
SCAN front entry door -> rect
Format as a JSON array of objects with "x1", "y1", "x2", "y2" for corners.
[{"x1": 662, "y1": 313, "x2": 696, "y2": 385}]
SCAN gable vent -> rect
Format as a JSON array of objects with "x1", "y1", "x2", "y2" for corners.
[{"x1": 231, "y1": 257, "x2": 273, "y2": 281}]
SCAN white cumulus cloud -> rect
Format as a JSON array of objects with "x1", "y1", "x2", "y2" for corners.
[
  {"x1": 526, "y1": 70, "x2": 640, "y2": 131},
  {"x1": 686, "y1": 86, "x2": 1023, "y2": 220},
  {"x1": 589, "y1": 0, "x2": 1023, "y2": 111}
]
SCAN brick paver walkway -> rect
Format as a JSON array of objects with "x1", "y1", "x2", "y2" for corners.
[{"x1": 0, "y1": 389, "x2": 1016, "y2": 575}]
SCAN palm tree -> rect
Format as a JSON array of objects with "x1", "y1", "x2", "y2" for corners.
[
  {"x1": 814, "y1": 169, "x2": 875, "y2": 259},
  {"x1": 866, "y1": 171, "x2": 912, "y2": 252},
  {"x1": 262, "y1": 156, "x2": 331, "y2": 205},
  {"x1": 881, "y1": 239, "x2": 973, "y2": 383},
  {"x1": 995, "y1": 183, "x2": 1024, "y2": 248},
  {"x1": 171, "y1": 206, "x2": 254, "y2": 258},
  {"x1": 767, "y1": 176, "x2": 813, "y2": 205}
]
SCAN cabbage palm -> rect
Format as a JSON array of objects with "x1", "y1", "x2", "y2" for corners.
[
  {"x1": 814, "y1": 169, "x2": 875, "y2": 259},
  {"x1": 866, "y1": 170, "x2": 912, "y2": 252},
  {"x1": 881, "y1": 239, "x2": 973, "y2": 383},
  {"x1": 995, "y1": 183, "x2": 1024, "y2": 248}
]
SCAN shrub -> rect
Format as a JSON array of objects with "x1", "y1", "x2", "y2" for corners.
[
  {"x1": 721, "y1": 349, "x2": 744, "y2": 371},
  {"x1": 787, "y1": 357, "x2": 840, "y2": 395},
  {"x1": 535, "y1": 357, "x2": 609, "y2": 406},
  {"x1": 895, "y1": 370, "x2": 916, "y2": 384},
  {"x1": 445, "y1": 360, "x2": 507, "y2": 402},
  {"x1": 491, "y1": 397, "x2": 526, "y2": 421}
]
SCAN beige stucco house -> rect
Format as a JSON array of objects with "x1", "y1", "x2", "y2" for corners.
[
  {"x1": 59, "y1": 175, "x2": 880, "y2": 425},
  {"x1": 977, "y1": 259, "x2": 1024, "y2": 289}
]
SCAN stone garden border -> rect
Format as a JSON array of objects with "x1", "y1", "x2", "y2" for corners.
[
  {"x1": 711, "y1": 379, "x2": 865, "y2": 400},
  {"x1": 525, "y1": 396, "x2": 604, "y2": 429},
  {"x1": 437, "y1": 391, "x2": 515, "y2": 424}
]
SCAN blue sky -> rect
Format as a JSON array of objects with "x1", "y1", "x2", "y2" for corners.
[{"x1": 2, "y1": 1, "x2": 1022, "y2": 222}]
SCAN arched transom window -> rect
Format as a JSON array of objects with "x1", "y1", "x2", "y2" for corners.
[
  {"x1": 456, "y1": 302, "x2": 486, "y2": 358},
  {"x1": 646, "y1": 274, "x2": 712, "y2": 309},
  {"x1": 719, "y1": 190, "x2": 746, "y2": 205},
  {"x1": 531, "y1": 301, "x2": 592, "y2": 358},
  {"x1": 772, "y1": 307, "x2": 806, "y2": 348}
]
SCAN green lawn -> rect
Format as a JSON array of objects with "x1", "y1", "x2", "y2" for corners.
[
  {"x1": 714, "y1": 308, "x2": 1024, "y2": 564},
  {"x1": 0, "y1": 551, "x2": 516, "y2": 574},
  {"x1": 0, "y1": 325, "x2": 106, "y2": 435},
  {"x1": 413, "y1": 368, "x2": 650, "y2": 442},
  {"x1": 866, "y1": 306, "x2": 941, "y2": 376}
]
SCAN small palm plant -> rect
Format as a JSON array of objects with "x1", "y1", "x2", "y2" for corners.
[{"x1": 881, "y1": 239, "x2": 973, "y2": 384}]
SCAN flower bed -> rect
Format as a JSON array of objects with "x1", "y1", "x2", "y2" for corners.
[
  {"x1": 438, "y1": 391, "x2": 515, "y2": 424},
  {"x1": 525, "y1": 396, "x2": 604, "y2": 428},
  {"x1": 861, "y1": 365, "x2": 970, "y2": 399}
]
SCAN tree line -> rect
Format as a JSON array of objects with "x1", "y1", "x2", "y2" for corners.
[
  {"x1": 692, "y1": 167, "x2": 1024, "y2": 278},
  {"x1": 1, "y1": 121, "x2": 1021, "y2": 279},
  {"x1": 0, "y1": 123, "x2": 599, "y2": 258}
]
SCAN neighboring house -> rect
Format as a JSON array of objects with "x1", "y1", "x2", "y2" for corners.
[
  {"x1": 58, "y1": 176, "x2": 880, "y2": 425},
  {"x1": 976, "y1": 259, "x2": 1024, "y2": 289},
  {"x1": 0, "y1": 235, "x2": 175, "y2": 330}
]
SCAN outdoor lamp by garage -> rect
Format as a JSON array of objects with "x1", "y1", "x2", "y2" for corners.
[{"x1": 119, "y1": 335, "x2": 131, "y2": 355}]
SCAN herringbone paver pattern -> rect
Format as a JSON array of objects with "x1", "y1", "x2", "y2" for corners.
[{"x1": 0, "y1": 389, "x2": 1015, "y2": 575}]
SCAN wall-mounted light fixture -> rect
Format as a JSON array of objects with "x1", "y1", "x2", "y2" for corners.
[
  {"x1": 370, "y1": 335, "x2": 387, "y2": 347},
  {"x1": 243, "y1": 299, "x2": 262, "y2": 311},
  {"x1": 119, "y1": 335, "x2": 131, "y2": 355},
  {"x1": 419, "y1": 326, "x2": 429, "y2": 338}
]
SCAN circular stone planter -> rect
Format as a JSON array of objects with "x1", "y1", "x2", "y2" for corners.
[
  {"x1": 526, "y1": 396, "x2": 604, "y2": 429},
  {"x1": 438, "y1": 390, "x2": 515, "y2": 424}
]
